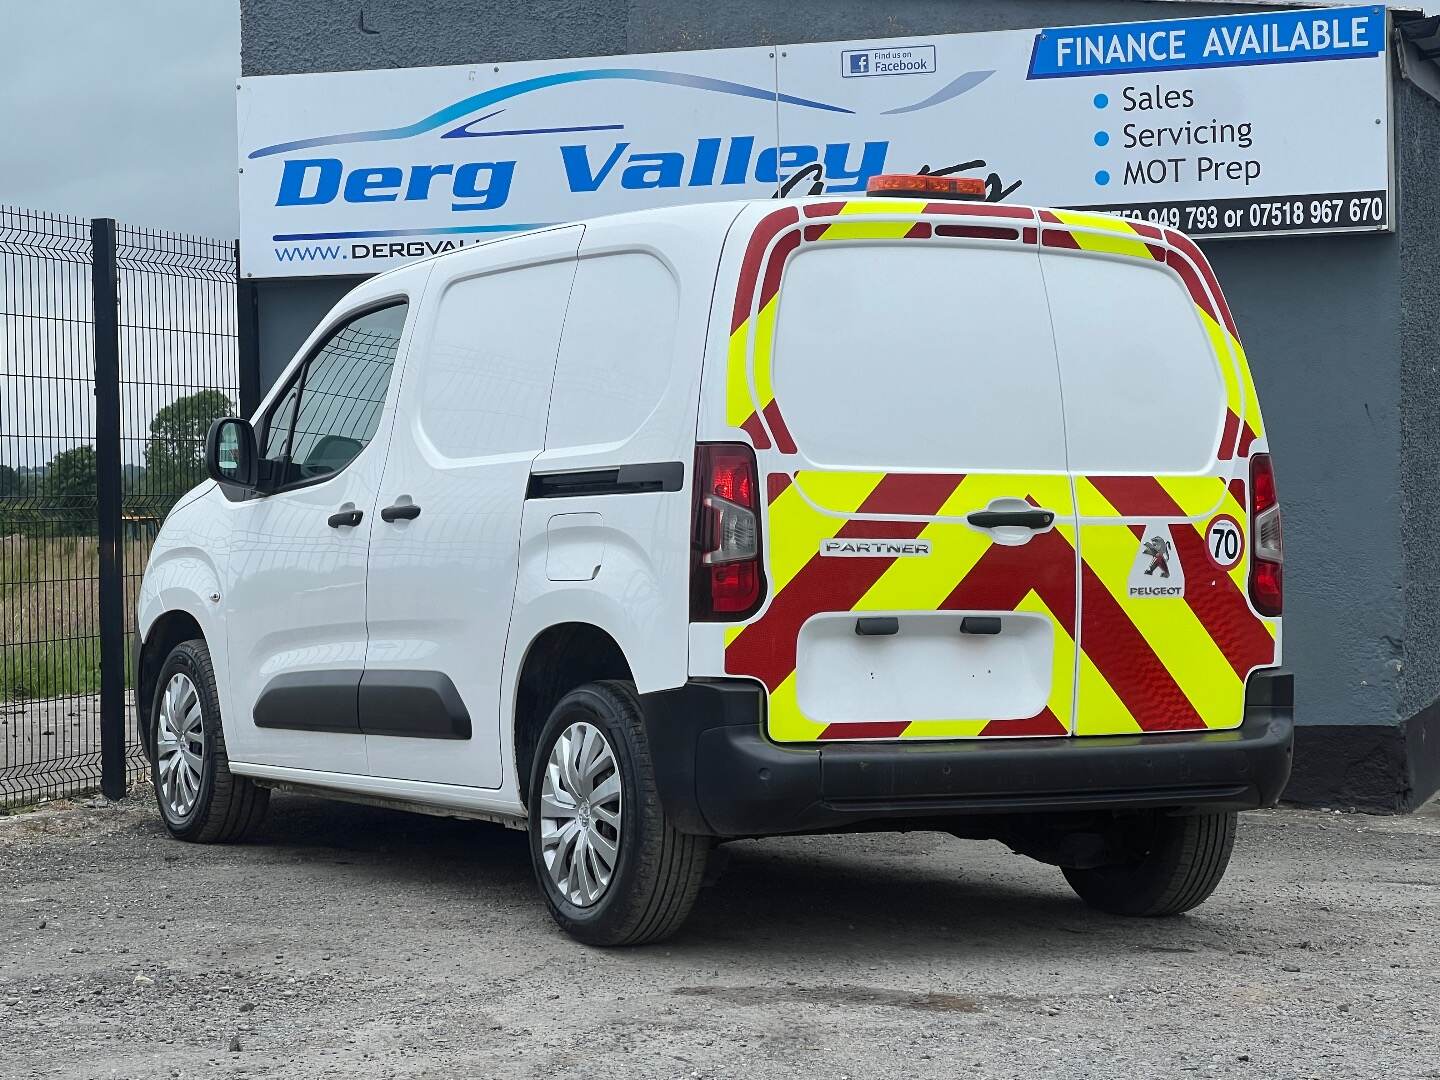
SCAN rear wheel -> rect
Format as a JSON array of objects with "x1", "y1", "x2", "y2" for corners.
[
  {"x1": 527, "y1": 680, "x2": 710, "y2": 946},
  {"x1": 150, "y1": 638, "x2": 269, "y2": 843},
  {"x1": 1062, "y1": 810, "x2": 1236, "y2": 916}
]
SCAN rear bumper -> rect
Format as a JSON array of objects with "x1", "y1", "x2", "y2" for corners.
[{"x1": 640, "y1": 673, "x2": 1294, "y2": 837}]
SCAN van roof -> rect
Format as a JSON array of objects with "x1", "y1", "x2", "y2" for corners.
[{"x1": 379, "y1": 194, "x2": 1154, "y2": 273}]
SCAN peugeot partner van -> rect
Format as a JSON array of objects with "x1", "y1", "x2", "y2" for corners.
[{"x1": 136, "y1": 177, "x2": 1292, "y2": 945}]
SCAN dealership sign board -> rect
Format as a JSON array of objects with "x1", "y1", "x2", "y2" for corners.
[{"x1": 237, "y1": 5, "x2": 1392, "y2": 277}]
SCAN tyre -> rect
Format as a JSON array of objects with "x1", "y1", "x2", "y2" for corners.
[
  {"x1": 1062, "y1": 810, "x2": 1236, "y2": 917},
  {"x1": 527, "y1": 680, "x2": 710, "y2": 946},
  {"x1": 150, "y1": 638, "x2": 269, "y2": 843}
]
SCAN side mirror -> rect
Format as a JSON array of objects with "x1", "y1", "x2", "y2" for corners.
[{"x1": 205, "y1": 417, "x2": 259, "y2": 491}]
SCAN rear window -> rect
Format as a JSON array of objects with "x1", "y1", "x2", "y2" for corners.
[
  {"x1": 1041, "y1": 252, "x2": 1225, "y2": 474},
  {"x1": 770, "y1": 244, "x2": 1067, "y2": 472}
]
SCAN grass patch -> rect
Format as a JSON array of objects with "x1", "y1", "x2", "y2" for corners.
[
  {"x1": 0, "y1": 638, "x2": 102, "y2": 699},
  {"x1": 0, "y1": 534, "x2": 146, "y2": 702}
]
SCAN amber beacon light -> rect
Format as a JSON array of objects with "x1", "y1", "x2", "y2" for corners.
[{"x1": 865, "y1": 173, "x2": 988, "y2": 200}]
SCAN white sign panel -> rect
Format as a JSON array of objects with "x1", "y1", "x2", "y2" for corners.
[{"x1": 238, "y1": 5, "x2": 1391, "y2": 277}]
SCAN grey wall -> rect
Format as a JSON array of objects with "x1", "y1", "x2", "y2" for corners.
[
  {"x1": 1207, "y1": 235, "x2": 1403, "y2": 732},
  {"x1": 240, "y1": 0, "x2": 1271, "y2": 76},
  {"x1": 1397, "y1": 78, "x2": 1440, "y2": 723},
  {"x1": 1395, "y1": 75, "x2": 1440, "y2": 803}
]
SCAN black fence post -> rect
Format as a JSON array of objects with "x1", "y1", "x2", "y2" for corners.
[
  {"x1": 236, "y1": 242, "x2": 262, "y2": 417},
  {"x1": 91, "y1": 218, "x2": 126, "y2": 801}
]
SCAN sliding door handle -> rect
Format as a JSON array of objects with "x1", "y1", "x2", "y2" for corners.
[{"x1": 380, "y1": 503, "x2": 421, "y2": 523}]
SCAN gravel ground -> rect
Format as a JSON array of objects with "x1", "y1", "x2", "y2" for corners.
[{"x1": 2, "y1": 790, "x2": 1437, "y2": 1080}]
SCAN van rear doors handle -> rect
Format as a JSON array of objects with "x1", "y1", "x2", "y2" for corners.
[
  {"x1": 380, "y1": 502, "x2": 422, "y2": 522},
  {"x1": 327, "y1": 509, "x2": 363, "y2": 528},
  {"x1": 966, "y1": 509, "x2": 1055, "y2": 530}
]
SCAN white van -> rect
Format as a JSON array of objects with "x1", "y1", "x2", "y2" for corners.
[{"x1": 136, "y1": 177, "x2": 1292, "y2": 945}]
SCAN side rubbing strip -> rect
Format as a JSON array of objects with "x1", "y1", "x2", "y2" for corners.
[
  {"x1": 527, "y1": 461, "x2": 684, "y2": 499},
  {"x1": 253, "y1": 670, "x2": 362, "y2": 732},
  {"x1": 358, "y1": 670, "x2": 471, "y2": 740},
  {"x1": 253, "y1": 669, "x2": 473, "y2": 739}
]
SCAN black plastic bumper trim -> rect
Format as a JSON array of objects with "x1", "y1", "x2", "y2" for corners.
[{"x1": 640, "y1": 672, "x2": 1295, "y2": 838}]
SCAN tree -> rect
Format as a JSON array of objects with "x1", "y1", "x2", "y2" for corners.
[
  {"x1": 143, "y1": 389, "x2": 233, "y2": 497},
  {"x1": 41, "y1": 445, "x2": 97, "y2": 535},
  {"x1": 0, "y1": 463, "x2": 22, "y2": 534}
]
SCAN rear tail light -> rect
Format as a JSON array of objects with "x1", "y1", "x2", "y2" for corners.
[
  {"x1": 691, "y1": 443, "x2": 765, "y2": 621},
  {"x1": 1248, "y1": 453, "x2": 1283, "y2": 617}
]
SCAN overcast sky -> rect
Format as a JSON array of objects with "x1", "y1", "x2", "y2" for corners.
[{"x1": 0, "y1": 1, "x2": 240, "y2": 239}]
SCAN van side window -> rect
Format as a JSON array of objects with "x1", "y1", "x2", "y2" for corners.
[
  {"x1": 260, "y1": 303, "x2": 407, "y2": 487},
  {"x1": 262, "y1": 384, "x2": 300, "y2": 461}
]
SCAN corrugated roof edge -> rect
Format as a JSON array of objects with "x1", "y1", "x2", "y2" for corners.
[{"x1": 1398, "y1": 10, "x2": 1440, "y2": 103}]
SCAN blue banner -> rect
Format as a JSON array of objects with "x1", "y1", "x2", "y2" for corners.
[{"x1": 1028, "y1": 6, "x2": 1385, "y2": 79}]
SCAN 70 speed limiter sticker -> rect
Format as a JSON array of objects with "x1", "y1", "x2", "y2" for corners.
[{"x1": 1205, "y1": 514, "x2": 1245, "y2": 571}]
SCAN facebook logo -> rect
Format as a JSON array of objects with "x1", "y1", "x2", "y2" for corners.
[{"x1": 841, "y1": 45, "x2": 935, "y2": 78}]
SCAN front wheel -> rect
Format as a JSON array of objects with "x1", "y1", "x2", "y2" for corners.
[
  {"x1": 527, "y1": 680, "x2": 709, "y2": 946},
  {"x1": 150, "y1": 638, "x2": 269, "y2": 843},
  {"x1": 1063, "y1": 810, "x2": 1236, "y2": 917}
]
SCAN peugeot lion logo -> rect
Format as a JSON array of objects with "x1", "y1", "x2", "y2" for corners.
[{"x1": 1141, "y1": 535, "x2": 1173, "y2": 579}]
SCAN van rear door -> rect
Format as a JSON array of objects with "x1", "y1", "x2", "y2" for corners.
[
  {"x1": 1037, "y1": 212, "x2": 1278, "y2": 736},
  {"x1": 717, "y1": 201, "x2": 1078, "y2": 743}
]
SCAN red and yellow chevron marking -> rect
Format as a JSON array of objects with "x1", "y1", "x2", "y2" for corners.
[
  {"x1": 726, "y1": 468, "x2": 1278, "y2": 743},
  {"x1": 720, "y1": 203, "x2": 1277, "y2": 744},
  {"x1": 1072, "y1": 474, "x2": 1276, "y2": 735},
  {"x1": 726, "y1": 206, "x2": 797, "y2": 451},
  {"x1": 726, "y1": 471, "x2": 1077, "y2": 742}
]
